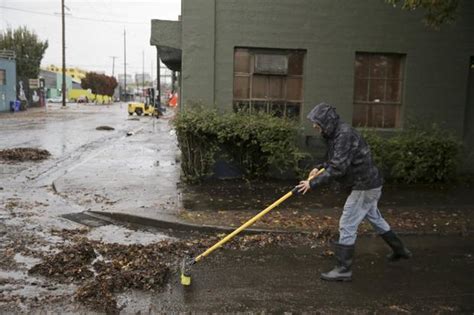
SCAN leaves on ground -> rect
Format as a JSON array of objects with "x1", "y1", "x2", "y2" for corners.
[{"x1": 0, "y1": 148, "x2": 51, "y2": 161}]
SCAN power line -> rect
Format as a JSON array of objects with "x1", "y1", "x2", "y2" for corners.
[{"x1": 0, "y1": 5, "x2": 148, "y2": 24}]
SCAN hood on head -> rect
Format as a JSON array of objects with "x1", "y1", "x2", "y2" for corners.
[{"x1": 307, "y1": 102, "x2": 340, "y2": 138}]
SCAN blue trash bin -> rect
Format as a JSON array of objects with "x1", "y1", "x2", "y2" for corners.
[{"x1": 10, "y1": 100, "x2": 20, "y2": 112}]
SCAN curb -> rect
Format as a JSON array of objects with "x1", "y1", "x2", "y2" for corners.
[
  {"x1": 86, "y1": 211, "x2": 472, "y2": 237},
  {"x1": 87, "y1": 211, "x2": 302, "y2": 235}
]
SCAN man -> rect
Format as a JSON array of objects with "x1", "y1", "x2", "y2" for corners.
[{"x1": 296, "y1": 103, "x2": 411, "y2": 282}]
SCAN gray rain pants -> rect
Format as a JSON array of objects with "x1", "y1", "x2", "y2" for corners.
[{"x1": 339, "y1": 186, "x2": 391, "y2": 245}]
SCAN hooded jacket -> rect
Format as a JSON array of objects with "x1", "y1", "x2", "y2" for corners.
[{"x1": 307, "y1": 103, "x2": 383, "y2": 190}]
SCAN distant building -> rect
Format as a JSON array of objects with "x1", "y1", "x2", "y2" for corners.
[
  {"x1": 118, "y1": 74, "x2": 133, "y2": 86},
  {"x1": 45, "y1": 65, "x2": 86, "y2": 83},
  {"x1": 0, "y1": 50, "x2": 17, "y2": 112},
  {"x1": 134, "y1": 73, "x2": 151, "y2": 84},
  {"x1": 39, "y1": 69, "x2": 73, "y2": 99}
]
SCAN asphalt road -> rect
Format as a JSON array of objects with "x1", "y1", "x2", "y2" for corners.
[{"x1": 117, "y1": 234, "x2": 474, "y2": 314}]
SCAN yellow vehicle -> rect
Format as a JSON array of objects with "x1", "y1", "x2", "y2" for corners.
[
  {"x1": 127, "y1": 88, "x2": 162, "y2": 117},
  {"x1": 128, "y1": 102, "x2": 157, "y2": 116}
]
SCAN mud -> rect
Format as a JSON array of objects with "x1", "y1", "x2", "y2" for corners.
[
  {"x1": 180, "y1": 207, "x2": 472, "y2": 235},
  {"x1": 0, "y1": 148, "x2": 51, "y2": 162}
]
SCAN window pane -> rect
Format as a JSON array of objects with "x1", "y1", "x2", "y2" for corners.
[
  {"x1": 382, "y1": 104, "x2": 398, "y2": 128},
  {"x1": 233, "y1": 101, "x2": 250, "y2": 113},
  {"x1": 233, "y1": 76, "x2": 250, "y2": 99},
  {"x1": 386, "y1": 79, "x2": 401, "y2": 102},
  {"x1": 252, "y1": 76, "x2": 266, "y2": 98},
  {"x1": 287, "y1": 77, "x2": 303, "y2": 100},
  {"x1": 288, "y1": 52, "x2": 304, "y2": 75},
  {"x1": 268, "y1": 76, "x2": 284, "y2": 99},
  {"x1": 354, "y1": 78, "x2": 369, "y2": 102},
  {"x1": 370, "y1": 105, "x2": 385, "y2": 128},
  {"x1": 234, "y1": 49, "x2": 250, "y2": 73},
  {"x1": 286, "y1": 102, "x2": 300, "y2": 120},
  {"x1": 355, "y1": 54, "x2": 369, "y2": 78},
  {"x1": 255, "y1": 54, "x2": 288, "y2": 75},
  {"x1": 252, "y1": 101, "x2": 268, "y2": 113},
  {"x1": 370, "y1": 55, "x2": 388, "y2": 78},
  {"x1": 270, "y1": 102, "x2": 285, "y2": 118},
  {"x1": 369, "y1": 79, "x2": 385, "y2": 102},
  {"x1": 387, "y1": 56, "x2": 402, "y2": 79},
  {"x1": 352, "y1": 104, "x2": 369, "y2": 127}
]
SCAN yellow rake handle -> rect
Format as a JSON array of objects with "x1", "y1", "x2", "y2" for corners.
[{"x1": 194, "y1": 168, "x2": 325, "y2": 263}]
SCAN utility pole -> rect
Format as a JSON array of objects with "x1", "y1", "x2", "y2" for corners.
[
  {"x1": 156, "y1": 49, "x2": 161, "y2": 105},
  {"x1": 142, "y1": 50, "x2": 145, "y2": 96},
  {"x1": 123, "y1": 29, "x2": 127, "y2": 101},
  {"x1": 110, "y1": 56, "x2": 118, "y2": 77},
  {"x1": 150, "y1": 59, "x2": 153, "y2": 86},
  {"x1": 61, "y1": 0, "x2": 66, "y2": 107}
]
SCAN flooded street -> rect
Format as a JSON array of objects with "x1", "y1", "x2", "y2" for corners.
[{"x1": 0, "y1": 103, "x2": 473, "y2": 313}]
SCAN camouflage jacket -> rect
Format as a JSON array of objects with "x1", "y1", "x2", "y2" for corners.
[{"x1": 307, "y1": 103, "x2": 383, "y2": 191}]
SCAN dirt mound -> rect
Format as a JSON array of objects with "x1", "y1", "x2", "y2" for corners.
[
  {"x1": 96, "y1": 126, "x2": 115, "y2": 131},
  {"x1": 0, "y1": 148, "x2": 51, "y2": 161}
]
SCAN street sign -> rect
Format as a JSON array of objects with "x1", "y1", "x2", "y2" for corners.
[{"x1": 29, "y1": 79, "x2": 39, "y2": 89}]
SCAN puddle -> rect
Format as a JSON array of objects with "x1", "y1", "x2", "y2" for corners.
[
  {"x1": 86, "y1": 225, "x2": 172, "y2": 245},
  {"x1": 14, "y1": 254, "x2": 42, "y2": 269}
]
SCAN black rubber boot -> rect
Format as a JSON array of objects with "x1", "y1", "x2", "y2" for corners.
[
  {"x1": 320, "y1": 242, "x2": 354, "y2": 282},
  {"x1": 381, "y1": 230, "x2": 412, "y2": 261}
]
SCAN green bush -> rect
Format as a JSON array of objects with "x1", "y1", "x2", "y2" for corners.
[
  {"x1": 361, "y1": 126, "x2": 461, "y2": 183},
  {"x1": 173, "y1": 106, "x2": 306, "y2": 182}
]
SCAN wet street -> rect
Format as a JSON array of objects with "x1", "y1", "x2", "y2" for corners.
[
  {"x1": 143, "y1": 234, "x2": 474, "y2": 314},
  {"x1": 0, "y1": 103, "x2": 473, "y2": 313}
]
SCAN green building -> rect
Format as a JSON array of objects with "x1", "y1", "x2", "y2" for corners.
[
  {"x1": 151, "y1": 0, "x2": 474, "y2": 155},
  {"x1": 0, "y1": 50, "x2": 17, "y2": 112}
]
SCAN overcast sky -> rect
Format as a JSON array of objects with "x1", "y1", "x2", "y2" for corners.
[{"x1": 0, "y1": 0, "x2": 181, "y2": 77}]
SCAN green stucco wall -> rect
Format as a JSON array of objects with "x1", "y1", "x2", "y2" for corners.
[
  {"x1": 0, "y1": 58, "x2": 17, "y2": 112},
  {"x1": 180, "y1": 0, "x2": 474, "y2": 142}
]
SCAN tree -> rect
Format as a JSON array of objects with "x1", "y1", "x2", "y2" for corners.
[
  {"x1": 0, "y1": 26, "x2": 49, "y2": 83},
  {"x1": 386, "y1": 0, "x2": 460, "y2": 28},
  {"x1": 81, "y1": 72, "x2": 118, "y2": 98}
]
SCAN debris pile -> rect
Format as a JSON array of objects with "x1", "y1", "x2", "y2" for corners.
[
  {"x1": 95, "y1": 126, "x2": 115, "y2": 131},
  {"x1": 28, "y1": 231, "x2": 331, "y2": 313},
  {"x1": 0, "y1": 148, "x2": 51, "y2": 161},
  {"x1": 28, "y1": 241, "x2": 96, "y2": 282}
]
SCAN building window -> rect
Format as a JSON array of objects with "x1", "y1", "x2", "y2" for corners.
[
  {"x1": 233, "y1": 48, "x2": 305, "y2": 120},
  {"x1": 352, "y1": 52, "x2": 405, "y2": 128},
  {"x1": 0, "y1": 69, "x2": 5, "y2": 85}
]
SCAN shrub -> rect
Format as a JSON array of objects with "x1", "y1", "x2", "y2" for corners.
[
  {"x1": 173, "y1": 106, "x2": 306, "y2": 182},
  {"x1": 361, "y1": 125, "x2": 461, "y2": 183}
]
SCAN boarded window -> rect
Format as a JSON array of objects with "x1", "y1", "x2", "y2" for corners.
[
  {"x1": 0, "y1": 69, "x2": 5, "y2": 85},
  {"x1": 352, "y1": 53, "x2": 404, "y2": 128},
  {"x1": 254, "y1": 54, "x2": 288, "y2": 75},
  {"x1": 233, "y1": 48, "x2": 305, "y2": 121}
]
